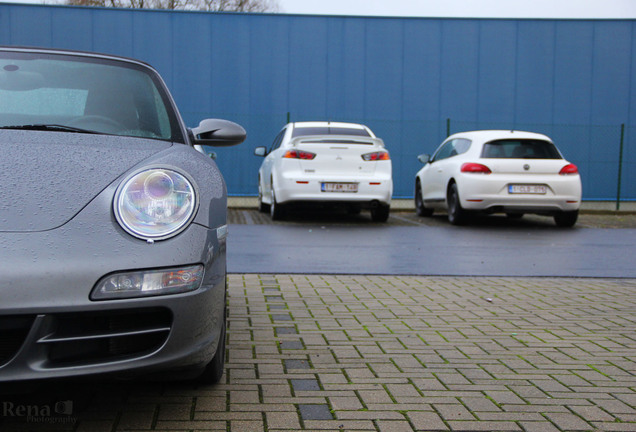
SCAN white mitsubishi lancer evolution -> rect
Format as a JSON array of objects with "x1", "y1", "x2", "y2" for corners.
[{"x1": 254, "y1": 121, "x2": 393, "y2": 222}]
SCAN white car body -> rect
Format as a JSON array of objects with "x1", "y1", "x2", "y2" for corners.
[
  {"x1": 255, "y1": 122, "x2": 393, "y2": 221},
  {"x1": 414, "y1": 130, "x2": 582, "y2": 227}
]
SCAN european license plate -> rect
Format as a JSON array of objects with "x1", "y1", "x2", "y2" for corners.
[
  {"x1": 508, "y1": 184, "x2": 547, "y2": 194},
  {"x1": 321, "y1": 182, "x2": 358, "y2": 193}
]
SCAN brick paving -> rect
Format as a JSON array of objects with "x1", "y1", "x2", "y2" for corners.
[{"x1": 1, "y1": 275, "x2": 635, "y2": 431}]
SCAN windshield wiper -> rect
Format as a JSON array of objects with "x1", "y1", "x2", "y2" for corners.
[{"x1": 0, "y1": 124, "x2": 101, "y2": 134}]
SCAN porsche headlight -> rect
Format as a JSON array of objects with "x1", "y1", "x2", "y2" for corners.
[{"x1": 114, "y1": 168, "x2": 197, "y2": 240}]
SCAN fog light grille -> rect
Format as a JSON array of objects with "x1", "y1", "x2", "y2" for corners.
[{"x1": 40, "y1": 308, "x2": 172, "y2": 367}]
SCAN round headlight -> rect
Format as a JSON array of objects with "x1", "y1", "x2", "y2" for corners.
[{"x1": 114, "y1": 168, "x2": 198, "y2": 240}]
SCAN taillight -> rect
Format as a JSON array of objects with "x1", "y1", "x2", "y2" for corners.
[
  {"x1": 559, "y1": 164, "x2": 579, "y2": 175},
  {"x1": 362, "y1": 151, "x2": 390, "y2": 161},
  {"x1": 283, "y1": 149, "x2": 316, "y2": 160},
  {"x1": 461, "y1": 163, "x2": 491, "y2": 174}
]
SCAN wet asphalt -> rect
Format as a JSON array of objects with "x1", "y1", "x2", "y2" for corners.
[{"x1": 227, "y1": 208, "x2": 636, "y2": 278}]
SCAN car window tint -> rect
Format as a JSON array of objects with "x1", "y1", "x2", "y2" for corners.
[
  {"x1": 481, "y1": 139, "x2": 562, "y2": 159},
  {"x1": 291, "y1": 126, "x2": 371, "y2": 138}
]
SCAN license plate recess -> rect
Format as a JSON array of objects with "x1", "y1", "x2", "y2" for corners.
[
  {"x1": 321, "y1": 182, "x2": 359, "y2": 193},
  {"x1": 508, "y1": 184, "x2": 547, "y2": 194}
]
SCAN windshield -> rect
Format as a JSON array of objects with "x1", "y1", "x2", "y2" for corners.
[{"x1": 0, "y1": 50, "x2": 183, "y2": 141}]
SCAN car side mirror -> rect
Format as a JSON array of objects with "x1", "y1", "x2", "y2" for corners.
[
  {"x1": 417, "y1": 154, "x2": 431, "y2": 164},
  {"x1": 191, "y1": 119, "x2": 246, "y2": 147},
  {"x1": 254, "y1": 146, "x2": 267, "y2": 157}
]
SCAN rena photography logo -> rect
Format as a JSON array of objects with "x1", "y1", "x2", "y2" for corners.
[{"x1": 2, "y1": 400, "x2": 77, "y2": 424}]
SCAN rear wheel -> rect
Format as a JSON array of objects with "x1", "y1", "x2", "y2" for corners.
[
  {"x1": 370, "y1": 204, "x2": 390, "y2": 222},
  {"x1": 554, "y1": 210, "x2": 578, "y2": 227},
  {"x1": 270, "y1": 189, "x2": 285, "y2": 221},
  {"x1": 415, "y1": 181, "x2": 433, "y2": 217},
  {"x1": 447, "y1": 183, "x2": 467, "y2": 225},
  {"x1": 257, "y1": 178, "x2": 270, "y2": 213}
]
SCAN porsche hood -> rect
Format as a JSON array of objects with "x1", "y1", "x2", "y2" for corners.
[{"x1": 0, "y1": 130, "x2": 172, "y2": 232}]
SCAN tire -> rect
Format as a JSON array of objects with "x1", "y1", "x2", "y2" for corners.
[
  {"x1": 198, "y1": 305, "x2": 227, "y2": 385},
  {"x1": 447, "y1": 183, "x2": 467, "y2": 225},
  {"x1": 415, "y1": 181, "x2": 433, "y2": 217},
  {"x1": 257, "y1": 179, "x2": 269, "y2": 213},
  {"x1": 554, "y1": 210, "x2": 578, "y2": 227},
  {"x1": 370, "y1": 204, "x2": 390, "y2": 222},
  {"x1": 270, "y1": 188, "x2": 285, "y2": 221}
]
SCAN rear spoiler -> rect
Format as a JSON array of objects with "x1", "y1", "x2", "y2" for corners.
[{"x1": 289, "y1": 135, "x2": 385, "y2": 148}]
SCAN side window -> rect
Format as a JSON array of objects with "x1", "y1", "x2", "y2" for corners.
[
  {"x1": 453, "y1": 138, "x2": 471, "y2": 155},
  {"x1": 269, "y1": 129, "x2": 285, "y2": 152},
  {"x1": 431, "y1": 140, "x2": 455, "y2": 162},
  {"x1": 432, "y1": 138, "x2": 471, "y2": 162}
]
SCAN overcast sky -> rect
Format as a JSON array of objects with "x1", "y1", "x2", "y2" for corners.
[
  {"x1": 2, "y1": 0, "x2": 636, "y2": 18},
  {"x1": 276, "y1": 0, "x2": 636, "y2": 19}
]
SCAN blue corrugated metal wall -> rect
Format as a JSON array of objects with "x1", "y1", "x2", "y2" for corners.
[{"x1": 1, "y1": 4, "x2": 634, "y2": 200}]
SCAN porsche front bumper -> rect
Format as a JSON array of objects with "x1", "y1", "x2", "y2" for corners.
[{"x1": 0, "y1": 201, "x2": 227, "y2": 382}]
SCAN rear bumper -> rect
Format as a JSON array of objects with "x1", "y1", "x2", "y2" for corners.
[
  {"x1": 466, "y1": 202, "x2": 580, "y2": 214},
  {"x1": 457, "y1": 174, "x2": 582, "y2": 213},
  {"x1": 274, "y1": 171, "x2": 393, "y2": 205}
]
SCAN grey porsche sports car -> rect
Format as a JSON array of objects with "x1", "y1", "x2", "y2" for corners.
[{"x1": 0, "y1": 47, "x2": 245, "y2": 383}]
